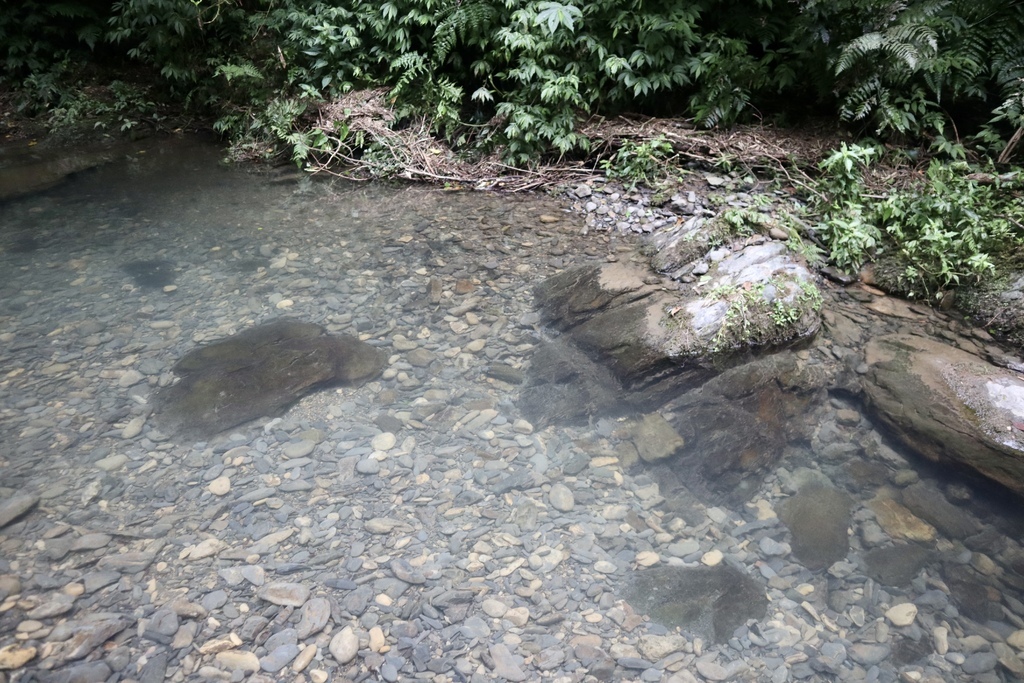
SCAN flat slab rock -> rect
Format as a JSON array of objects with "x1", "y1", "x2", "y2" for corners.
[
  {"x1": 155, "y1": 319, "x2": 385, "y2": 438},
  {"x1": 861, "y1": 334, "x2": 1024, "y2": 496}
]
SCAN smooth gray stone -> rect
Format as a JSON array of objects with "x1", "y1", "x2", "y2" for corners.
[
  {"x1": 260, "y1": 643, "x2": 300, "y2": 673},
  {"x1": 0, "y1": 492, "x2": 39, "y2": 528},
  {"x1": 48, "y1": 661, "x2": 113, "y2": 683}
]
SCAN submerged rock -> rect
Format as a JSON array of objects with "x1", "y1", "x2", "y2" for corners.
[
  {"x1": 122, "y1": 259, "x2": 177, "y2": 288},
  {"x1": 861, "y1": 334, "x2": 1024, "y2": 496},
  {"x1": 623, "y1": 565, "x2": 767, "y2": 643},
  {"x1": 778, "y1": 484, "x2": 852, "y2": 570},
  {"x1": 0, "y1": 145, "x2": 117, "y2": 201},
  {"x1": 155, "y1": 320, "x2": 386, "y2": 438},
  {"x1": 639, "y1": 352, "x2": 830, "y2": 506},
  {"x1": 863, "y1": 544, "x2": 931, "y2": 587},
  {"x1": 519, "y1": 241, "x2": 820, "y2": 425}
]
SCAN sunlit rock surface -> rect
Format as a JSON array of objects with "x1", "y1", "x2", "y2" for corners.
[
  {"x1": 155, "y1": 320, "x2": 386, "y2": 438},
  {"x1": 861, "y1": 333, "x2": 1024, "y2": 496},
  {"x1": 519, "y1": 240, "x2": 820, "y2": 425}
]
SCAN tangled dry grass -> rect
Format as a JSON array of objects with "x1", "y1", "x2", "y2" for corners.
[{"x1": 304, "y1": 89, "x2": 852, "y2": 192}]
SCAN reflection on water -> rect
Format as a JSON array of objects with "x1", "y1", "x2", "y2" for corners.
[{"x1": 2, "y1": 136, "x2": 1024, "y2": 681}]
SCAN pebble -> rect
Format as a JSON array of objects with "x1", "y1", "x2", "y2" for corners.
[
  {"x1": 482, "y1": 599, "x2": 509, "y2": 618},
  {"x1": 256, "y1": 582, "x2": 309, "y2": 607},
  {"x1": 885, "y1": 603, "x2": 918, "y2": 626},
  {"x1": 283, "y1": 440, "x2": 316, "y2": 458},
  {"x1": 490, "y1": 643, "x2": 528, "y2": 681},
  {"x1": 1007, "y1": 629, "x2": 1024, "y2": 649},
  {"x1": 635, "y1": 551, "x2": 660, "y2": 567},
  {"x1": 0, "y1": 491, "x2": 38, "y2": 528},
  {"x1": 371, "y1": 432, "x2": 397, "y2": 451},
  {"x1": 94, "y1": 453, "x2": 129, "y2": 471},
  {"x1": 292, "y1": 644, "x2": 317, "y2": 672},
  {"x1": 962, "y1": 651, "x2": 999, "y2": 674},
  {"x1": 296, "y1": 597, "x2": 331, "y2": 638},
  {"x1": 122, "y1": 416, "x2": 146, "y2": 438},
  {"x1": 701, "y1": 549, "x2": 724, "y2": 566},
  {"x1": 260, "y1": 644, "x2": 301, "y2": 672},
  {"x1": 0, "y1": 644, "x2": 37, "y2": 669},
  {"x1": 3, "y1": 145, "x2": 1023, "y2": 683},
  {"x1": 329, "y1": 626, "x2": 359, "y2": 664},
  {"x1": 548, "y1": 482, "x2": 575, "y2": 511},
  {"x1": 215, "y1": 650, "x2": 260, "y2": 672},
  {"x1": 356, "y1": 458, "x2": 381, "y2": 474}
]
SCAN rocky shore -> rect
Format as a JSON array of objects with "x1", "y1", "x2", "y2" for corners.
[{"x1": 2, "y1": 139, "x2": 1024, "y2": 683}]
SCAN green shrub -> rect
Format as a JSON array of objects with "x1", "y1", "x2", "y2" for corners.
[
  {"x1": 813, "y1": 144, "x2": 1024, "y2": 297},
  {"x1": 3, "y1": 0, "x2": 1024, "y2": 164}
]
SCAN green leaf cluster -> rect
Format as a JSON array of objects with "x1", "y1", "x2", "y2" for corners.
[
  {"x1": 814, "y1": 144, "x2": 1024, "y2": 297},
  {"x1": 3, "y1": 0, "x2": 1024, "y2": 163}
]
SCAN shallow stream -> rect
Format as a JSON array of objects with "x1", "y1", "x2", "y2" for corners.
[{"x1": 2, "y1": 137, "x2": 1024, "y2": 683}]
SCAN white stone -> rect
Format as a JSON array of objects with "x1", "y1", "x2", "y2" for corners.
[
  {"x1": 933, "y1": 626, "x2": 949, "y2": 655},
  {"x1": 638, "y1": 634, "x2": 687, "y2": 660},
  {"x1": 635, "y1": 551, "x2": 660, "y2": 567},
  {"x1": 700, "y1": 549, "x2": 723, "y2": 566},
  {"x1": 505, "y1": 607, "x2": 530, "y2": 626},
  {"x1": 185, "y1": 538, "x2": 226, "y2": 561},
  {"x1": 122, "y1": 416, "x2": 146, "y2": 439},
  {"x1": 208, "y1": 477, "x2": 231, "y2": 496},
  {"x1": 0, "y1": 644, "x2": 37, "y2": 669},
  {"x1": 512, "y1": 419, "x2": 534, "y2": 435},
  {"x1": 329, "y1": 626, "x2": 359, "y2": 664},
  {"x1": 593, "y1": 560, "x2": 617, "y2": 574},
  {"x1": 368, "y1": 626, "x2": 386, "y2": 652},
  {"x1": 371, "y1": 432, "x2": 397, "y2": 451},
  {"x1": 214, "y1": 650, "x2": 260, "y2": 672},
  {"x1": 885, "y1": 603, "x2": 918, "y2": 627},
  {"x1": 548, "y1": 483, "x2": 575, "y2": 512},
  {"x1": 1007, "y1": 629, "x2": 1024, "y2": 650}
]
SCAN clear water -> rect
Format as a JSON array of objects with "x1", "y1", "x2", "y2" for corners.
[{"x1": 3, "y1": 136, "x2": 1024, "y2": 681}]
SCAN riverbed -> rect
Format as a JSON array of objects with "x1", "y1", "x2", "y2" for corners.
[{"x1": 2, "y1": 136, "x2": 1023, "y2": 683}]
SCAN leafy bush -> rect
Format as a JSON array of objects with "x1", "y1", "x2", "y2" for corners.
[
  {"x1": 599, "y1": 136, "x2": 674, "y2": 187},
  {"x1": 3, "y1": 0, "x2": 1024, "y2": 164},
  {"x1": 813, "y1": 144, "x2": 1024, "y2": 297}
]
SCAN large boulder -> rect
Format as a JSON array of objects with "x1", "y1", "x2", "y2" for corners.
[
  {"x1": 155, "y1": 320, "x2": 386, "y2": 438},
  {"x1": 519, "y1": 240, "x2": 821, "y2": 424},
  {"x1": 861, "y1": 334, "x2": 1024, "y2": 496}
]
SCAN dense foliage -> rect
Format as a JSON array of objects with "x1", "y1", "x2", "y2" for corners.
[
  {"x1": 812, "y1": 143, "x2": 1024, "y2": 297},
  {"x1": 3, "y1": 0, "x2": 1023, "y2": 163}
]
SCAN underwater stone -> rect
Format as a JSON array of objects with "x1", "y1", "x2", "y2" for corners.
[
  {"x1": 778, "y1": 484, "x2": 852, "y2": 571},
  {"x1": 155, "y1": 319, "x2": 386, "y2": 438},
  {"x1": 623, "y1": 565, "x2": 767, "y2": 644}
]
